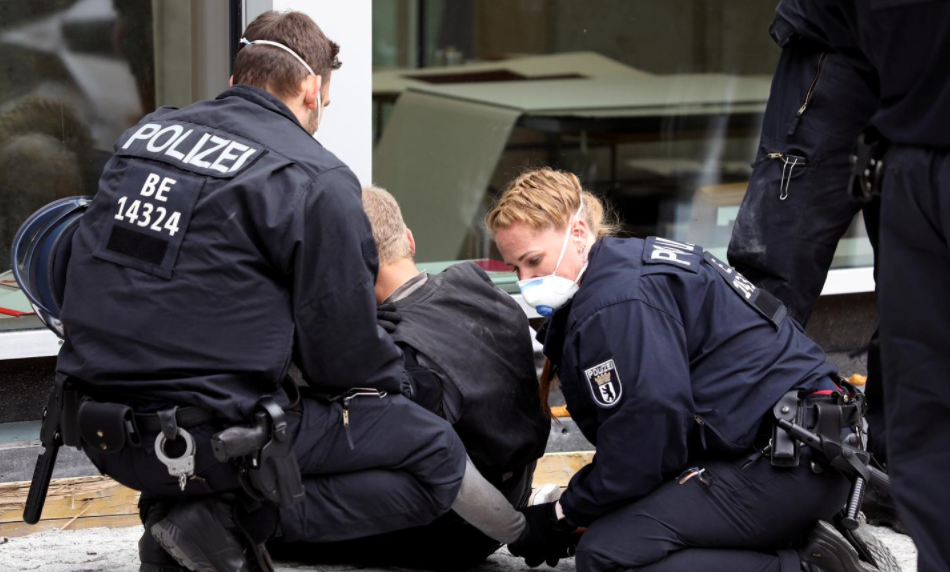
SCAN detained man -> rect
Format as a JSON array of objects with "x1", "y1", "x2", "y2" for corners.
[{"x1": 270, "y1": 185, "x2": 552, "y2": 570}]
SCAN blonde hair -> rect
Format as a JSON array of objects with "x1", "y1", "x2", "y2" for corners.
[
  {"x1": 486, "y1": 167, "x2": 619, "y2": 240},
  {"x1": 486, "y1": 168, "x2": 620, "y2": 419},
  {"x1": 362, "y1": 185, "x2": 413, "y2": 265}
]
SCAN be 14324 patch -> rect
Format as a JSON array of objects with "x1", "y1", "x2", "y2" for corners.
[{"x1": 584, "y1": 359, "x2": 623, "y2": 408}]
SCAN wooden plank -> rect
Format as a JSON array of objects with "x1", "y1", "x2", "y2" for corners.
[
  {"x1": 0, "y1": 450, "x2": 594, "y2": 537},
  {"x1": 550, "y1": 405, "x2": 570, "y2": 418},
  {"x1": 0, "y1": 514, "x2": 142, "y2": 537},
  {"x1": 0, "y1": 476, "x2": 139, "y2": 524},
  {"x1": 533, "y1": 451, "x2": 594, "y2": 487},
  {"x1": 846, "y1": 373, "x2": 867, "y2": 387}
]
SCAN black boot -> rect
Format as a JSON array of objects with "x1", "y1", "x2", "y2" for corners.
[
  {"x1": 150, "y1": 494, "x2": 254, "y2": 572},
  {"x1": 839, "y1": 514, "x2": 901, "y2": 572},
  {"x1": 798, "y1": 521, "x2": 880, "y2": 572},
  {"x1": 139, "y1": 499, "x2": 188, "y2": 572},
  {"x1": 233, "y1": 501, "x2": 279, "y2": 572}
]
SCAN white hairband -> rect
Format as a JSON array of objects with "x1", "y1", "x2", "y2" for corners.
[{"x1": 240, "y1": 37, "x2": 315, "y2": 77}]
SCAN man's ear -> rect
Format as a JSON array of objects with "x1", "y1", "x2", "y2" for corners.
[
  {"x1": 229, "y1": 75, "x2": 234, "y2": 87},
  {"x1": 406, "y1": 228, "x2": 416, "y2": 257},
  {"x1": 303, "y1": 75, "x2": 321, "y2": 110}
]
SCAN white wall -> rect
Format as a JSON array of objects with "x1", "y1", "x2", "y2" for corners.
[{"x1": 274, "y1": 0, "x2": 373, "y2": 184}]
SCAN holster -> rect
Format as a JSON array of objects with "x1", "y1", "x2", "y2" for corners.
[
  {"x1": 771, "y1": 381, "x2": 868, "y2": 469},
  {"x1": 849, "y1": 126, "x2": 890, "y2": 202},
  {"x1": 211, "y1": 397, "x2": 304, "y2": 509},
  {"x1": 771, "y1": 382, "x2": 884, "y2": 540}
]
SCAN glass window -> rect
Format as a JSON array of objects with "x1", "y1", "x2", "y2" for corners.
[
  {"x1": 0, "y1": 0, "x2": 228, "y2": 332},
  {"x1": 372, "y1": 0, "x2": 874, "y2": 288}
]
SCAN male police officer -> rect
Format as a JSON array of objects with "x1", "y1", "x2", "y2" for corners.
[
  {"x1": 272, "y1": 186, "x2": 551, "y2": 569},
  {"x1": 848, "y1": 3, "x2": 950, "y2": 571},
  {"x1": 57, "y1": 11, "x2": 468, "y2": 572}
]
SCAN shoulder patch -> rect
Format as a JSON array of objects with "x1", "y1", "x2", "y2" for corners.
[
  {"x1": 93, "y1": 161, "x2": 205, "y2": 279},
  {"x1": 642, "y1": 236, "x2": 701, "y2": 273},
  {"x1": 584, "y1": 359, "x2": 623, "y2": 408},
  {"x1": 702, "y1": 251, "x2": 787, "y2": 328}
]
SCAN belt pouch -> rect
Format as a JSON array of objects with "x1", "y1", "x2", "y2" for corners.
[
  {"x1": 771, "y1": 390, "x2": 801, "y2": 467},
  {"x1": 78, "y1": 401, "x2": 136, "y2": 454}
]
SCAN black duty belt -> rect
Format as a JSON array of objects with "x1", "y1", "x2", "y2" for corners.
[
  {"x1": 134, "y1": 406, "x2": 215, "y2": 433},
  {"x1": 68, "y1": 398, "x2": 216, "y2": 455}
]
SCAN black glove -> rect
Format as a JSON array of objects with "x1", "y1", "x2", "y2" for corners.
[
  {"x1": 508, "y1": 501, "x2": 578, "y2": 568},
  {"x1": 377, "y1": 302, "x2": 402, "y2": 333}
]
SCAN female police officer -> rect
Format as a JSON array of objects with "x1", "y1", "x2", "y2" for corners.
[{"x1": 487, "y1": 168, "x2": 888, "y2": 572}]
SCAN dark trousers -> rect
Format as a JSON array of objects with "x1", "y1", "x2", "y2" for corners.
[
  {"x1": 727, "y1": 41, "x2": 888, "y2": 462},
  {"x1": 878, "y1": 145, "x2": 950, "y2": 572},
  {"x1": 279, "y1": 393, "x2": 467, "y2": 542},
  {"x1": 85, "y1": 393, "x2": 468, "y2": 543},
  {"x1": 272, "y1": 462, "x2": 534, "y2": 571},
  {"x1": 575, "y1": 453, "x2": 849, "y2": 572}
]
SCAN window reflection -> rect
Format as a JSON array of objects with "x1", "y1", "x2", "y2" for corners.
[
  {"x1": 372, "y1": 0, "x2": 873, "y2": 272},
  {"x1": 0, "y1": 0, "x2": 198, "y2": 331}
]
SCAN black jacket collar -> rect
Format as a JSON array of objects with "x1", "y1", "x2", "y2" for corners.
[{"x1": 217, "y1": 84, "x2": 308, "y2": 134}]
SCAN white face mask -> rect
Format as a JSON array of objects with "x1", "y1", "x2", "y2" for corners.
[{"x1": 517, "y1": 199, "x2": 588, "y2": 317}]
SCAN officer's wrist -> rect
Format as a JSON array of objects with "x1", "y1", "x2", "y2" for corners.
[{"x1": 555, "y1": 500, "x2": 565, "y2": 521}]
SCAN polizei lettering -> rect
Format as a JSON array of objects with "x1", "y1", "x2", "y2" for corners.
[
  {"x1": 121, "y1": 123, "x2": 261, "y2": 176},
  {"x1": 643, "y1": 236, "x2": 700, "y2": 273},
  {"x1": 585, "y1": 361, "x2": 614, "y2": 378},
  {"x1": 584, "y1": 359, "x2": 623, "y2": 408},
  {"x1": 651, "y1": 237, "x2": 696, "y2": 266}
]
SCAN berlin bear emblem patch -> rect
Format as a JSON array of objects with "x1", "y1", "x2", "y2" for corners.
[{"x1": 584, "y1": 359, "x2": 623, "y2": 408}]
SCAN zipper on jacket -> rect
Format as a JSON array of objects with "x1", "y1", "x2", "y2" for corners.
[
  {"x1": 798, "y1": 52, "x2": 827, "y2": 116},
  {"x1": 342, "y1": 402, "x2": 354, "y2": 450},
  {"x1": 694, "y1": 414, "x2": 708, "y2": 450}
]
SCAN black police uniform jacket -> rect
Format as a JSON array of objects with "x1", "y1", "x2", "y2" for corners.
[
  {"x1": 389, "y1": 262, "x2": 551, "y2": 482},
  {"x1": 57, "y1": 85, "x2": 406, "y2": 422},
  {"x1": 542, "y1": 237, "x2": 838, "y2": 527}
]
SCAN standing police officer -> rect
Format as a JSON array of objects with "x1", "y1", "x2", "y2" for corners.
[
  {"x1": 849, "y1": 3, "x2": 950, "y2": 571},
  {"x1": 726, "y1": 0, "x2": 898, "y2": 529},
  {"x1": 57, "y1": 11, "x2": 468, "y2": 572},
  {"x1": 487, "y1": 168, "x2": 895, "y2": 572}
]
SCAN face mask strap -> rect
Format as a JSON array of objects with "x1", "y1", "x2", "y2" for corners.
[
  {"x1": 552, "y1": 197, "x2": 586, "y2": 274},
  {"x1": 316, "y1": 89, "x2": 322, "y2": 130},
  {"x1": 242, "y1": 37, "x2": 323, "y2": 130},
  {"x1": 240, "y1": 37, "x2": 316, "y2": 77}
]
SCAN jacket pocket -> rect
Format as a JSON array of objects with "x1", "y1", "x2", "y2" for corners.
[
  {"x1": 796, "y1": 52, "x2": 826, "y2": 118},
  {"x1": 747, "y1": 148, "x2": 809, "y2": 201},
  {"x1": 784, "y1": 51, "x2": 827, "y2": 138}
]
